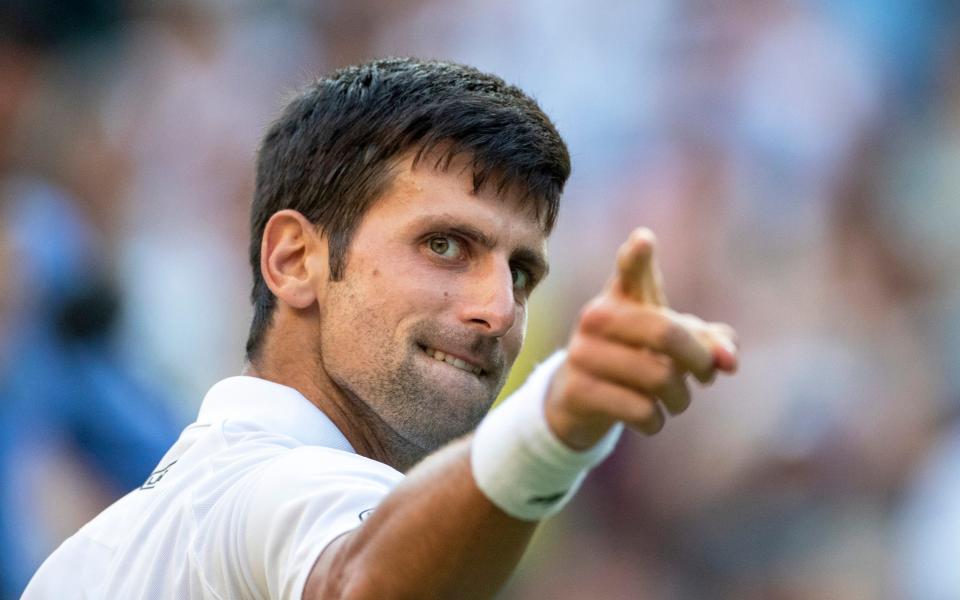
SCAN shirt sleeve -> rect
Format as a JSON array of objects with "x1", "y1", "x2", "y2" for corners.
[{"x1": 240, "y1": 446, "x2": 403, "y2": 600}]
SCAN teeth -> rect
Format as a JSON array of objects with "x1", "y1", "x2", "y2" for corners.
[{"x1": 424, "y1": 346, "x2": 481, "y2": 375}]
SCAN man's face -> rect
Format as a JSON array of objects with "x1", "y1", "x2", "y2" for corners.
[{"x1": 316, "y1": 156, "x2": 549, "y2": 455}]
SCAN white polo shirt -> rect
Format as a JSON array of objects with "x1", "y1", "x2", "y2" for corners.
[{"x1": 22, "y1": 376, "x2": 404, "y2": 599}]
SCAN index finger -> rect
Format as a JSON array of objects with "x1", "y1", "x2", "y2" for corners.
[
  {"x1": 579, "y1": 300, "x2": 715, "y2": 379},
  {"x1": 616, "y1": 228, "x2": 668, "y2": 307}
]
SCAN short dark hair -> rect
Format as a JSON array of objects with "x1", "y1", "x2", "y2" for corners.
[{"x1": 246, "y1": 58, "x2": 571, "y2": 361}]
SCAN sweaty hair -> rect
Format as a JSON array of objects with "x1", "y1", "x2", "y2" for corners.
[{"x1": 246, "y1": 58, "x2": 571, "y2": 361}]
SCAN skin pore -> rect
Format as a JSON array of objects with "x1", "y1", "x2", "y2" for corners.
[{"x1": 247, "y1": 153, "x2": 549, "y2": 472}]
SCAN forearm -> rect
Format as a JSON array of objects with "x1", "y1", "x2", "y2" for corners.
[{"x1": 307, "y1": 435, "x2": 536, "y2": 600}]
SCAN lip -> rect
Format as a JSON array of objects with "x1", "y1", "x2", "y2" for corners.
[{"x1": 418, "y1": 344, "x2": 489, "y2": 376}]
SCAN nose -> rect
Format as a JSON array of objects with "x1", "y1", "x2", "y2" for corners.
[{"x1": 457, "y1": 259, "x2": 517, "y2": 337}]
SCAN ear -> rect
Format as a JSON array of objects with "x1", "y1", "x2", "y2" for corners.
[{"x1": 260, "y1": 209, "x2": 329, "y2": 310}]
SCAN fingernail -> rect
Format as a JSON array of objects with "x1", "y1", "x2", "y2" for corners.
[{"x1": 712, "y1": 338, "x2": 738, "y2": 372}]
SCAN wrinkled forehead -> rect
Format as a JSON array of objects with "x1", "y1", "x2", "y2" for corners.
[
  {"x1": 361, "y1": 150, "x2": 550, "y2": 265},
  {"x1": 402, "y1": 146, "x2": 554, "y2": 235}
]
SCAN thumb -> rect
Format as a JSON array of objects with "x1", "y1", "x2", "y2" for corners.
[{"x1": 611, "y1": 227, "x2": 668, "y2": 307}]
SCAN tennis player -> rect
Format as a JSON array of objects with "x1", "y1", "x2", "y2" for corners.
[{"x1": 23, "y1": 58, "x2": 737, "y2": 599}]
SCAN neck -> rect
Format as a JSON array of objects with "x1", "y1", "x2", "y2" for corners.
[
  {"x1": 324, "y1": 383, "x2": 429, "y2": 472},
  {"x1": 245, "y1": 323, "x2": 426, "y2": 472}
]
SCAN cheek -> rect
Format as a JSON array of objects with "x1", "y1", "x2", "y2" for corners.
[
  {"x1": 318, "y1": 285, "x2": 397, "y2": 381},
  {"x1": 322, "y1": 265, "x2": 435, "y2": 349},
  {"x1": 322, "y1": 274, "x2": 385, "y2": 334},
  {"x1": 503, "y1": 307, "x2": 527, "y2": 360},
  {"x1": 387, "y1": 259, "x2": 459, "y2": 317}
]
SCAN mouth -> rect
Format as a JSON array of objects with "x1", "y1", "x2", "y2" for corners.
[{"x1": 420, "y1": 344, "x2": 484, "y2": 376}]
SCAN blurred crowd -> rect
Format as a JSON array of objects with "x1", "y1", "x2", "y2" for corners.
[{"x1": 2, "y1": 0, "x2": 959, "y2": 598}]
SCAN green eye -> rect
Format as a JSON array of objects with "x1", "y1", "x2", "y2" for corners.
[
  {"x1": 428, "y1": 236, "x2": 462, "y2": 258},
  {"x1": 511, "y1": 267, "x2": 530, "y2": 290}
]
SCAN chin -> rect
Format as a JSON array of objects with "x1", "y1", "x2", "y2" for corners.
[
  {"x1": 422, "y1": 381, "x2": 492, "y2": 434},
  {"x1": 343, "y1": 343, "x2": 501, "y2": 455},
  {"x1": 400, "y1": 362, "x2": 494, "y2": 447}
]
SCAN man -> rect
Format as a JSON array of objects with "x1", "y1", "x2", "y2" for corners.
[{"x1": 24, "y1": 58, "x2": 737, "y2": 599}]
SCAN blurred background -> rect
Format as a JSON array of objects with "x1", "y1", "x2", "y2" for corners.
[{"x1": 2, "y1": 0, "x2": 959, "y2": 598}]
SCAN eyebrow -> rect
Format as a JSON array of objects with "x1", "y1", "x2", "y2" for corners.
[{"x1": 412, "y1": 216, "x2": 550, "y2": 279}]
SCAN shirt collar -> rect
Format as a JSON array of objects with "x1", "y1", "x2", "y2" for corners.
[{"x1": 196, "y1": 376, "x2": 355, "y2": 453}]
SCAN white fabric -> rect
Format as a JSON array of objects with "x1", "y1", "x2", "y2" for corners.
[
  {"x1": 472, "y1": 351, "x2": 623, "y2": 521},
  {"x1": 22, "y1": 376, "x2": 403, "y2": 600}
]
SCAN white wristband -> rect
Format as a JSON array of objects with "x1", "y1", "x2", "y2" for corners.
[{"x1": 471, "y1": 350, "x2": 623, "y2": 521}]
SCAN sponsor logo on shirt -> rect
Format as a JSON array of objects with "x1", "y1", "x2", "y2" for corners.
[
  {"x1": 141, "y1": 460, "x2": 178, "y2": 490},
  {"x1": 358, "y1": 508, "x2": 376, "y2": 521},
  {"x1": 527, "y1": 490, "x2": 566, "y2": 506}
]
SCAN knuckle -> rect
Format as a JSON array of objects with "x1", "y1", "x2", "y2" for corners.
[
  {"x1": 578, "y1": 296, "x2": 614, "y2": 334},
  {"x1": 559, "y1": 368, "x2": 594, "y2": 403},
  {"x1": 650, "y1": 366, "x2": 674, "y2": 392},
  {"x1": 626, "y1": 397, "x2": 657, "y2": 424},
  {"x1": 711, "y1": 320, "x2": 732, "y2": 331},
  {"x1": 654, "y1": 318, "x2": 685, "y2": 351},
  {"x1": 714, "y1": 322, "x2": 738, "y2": 344},
  {"x1": 641, "y1": 355, "x2": 673, "y2": 390},
  {"x1": 566, "y1": 336, "x2": 593, "y2": 369}
]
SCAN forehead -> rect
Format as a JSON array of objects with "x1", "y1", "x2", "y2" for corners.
[{"x1": 364, "y1": 152, "x2": 550, "y2": 247}]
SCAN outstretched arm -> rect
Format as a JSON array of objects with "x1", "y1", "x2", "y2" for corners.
[
  {"x1": 305, "y1": 228, "x2": 738, "y2": 599},
  {"x1": 307, "y1": 435, "x2": 531, "y2": 599}
]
